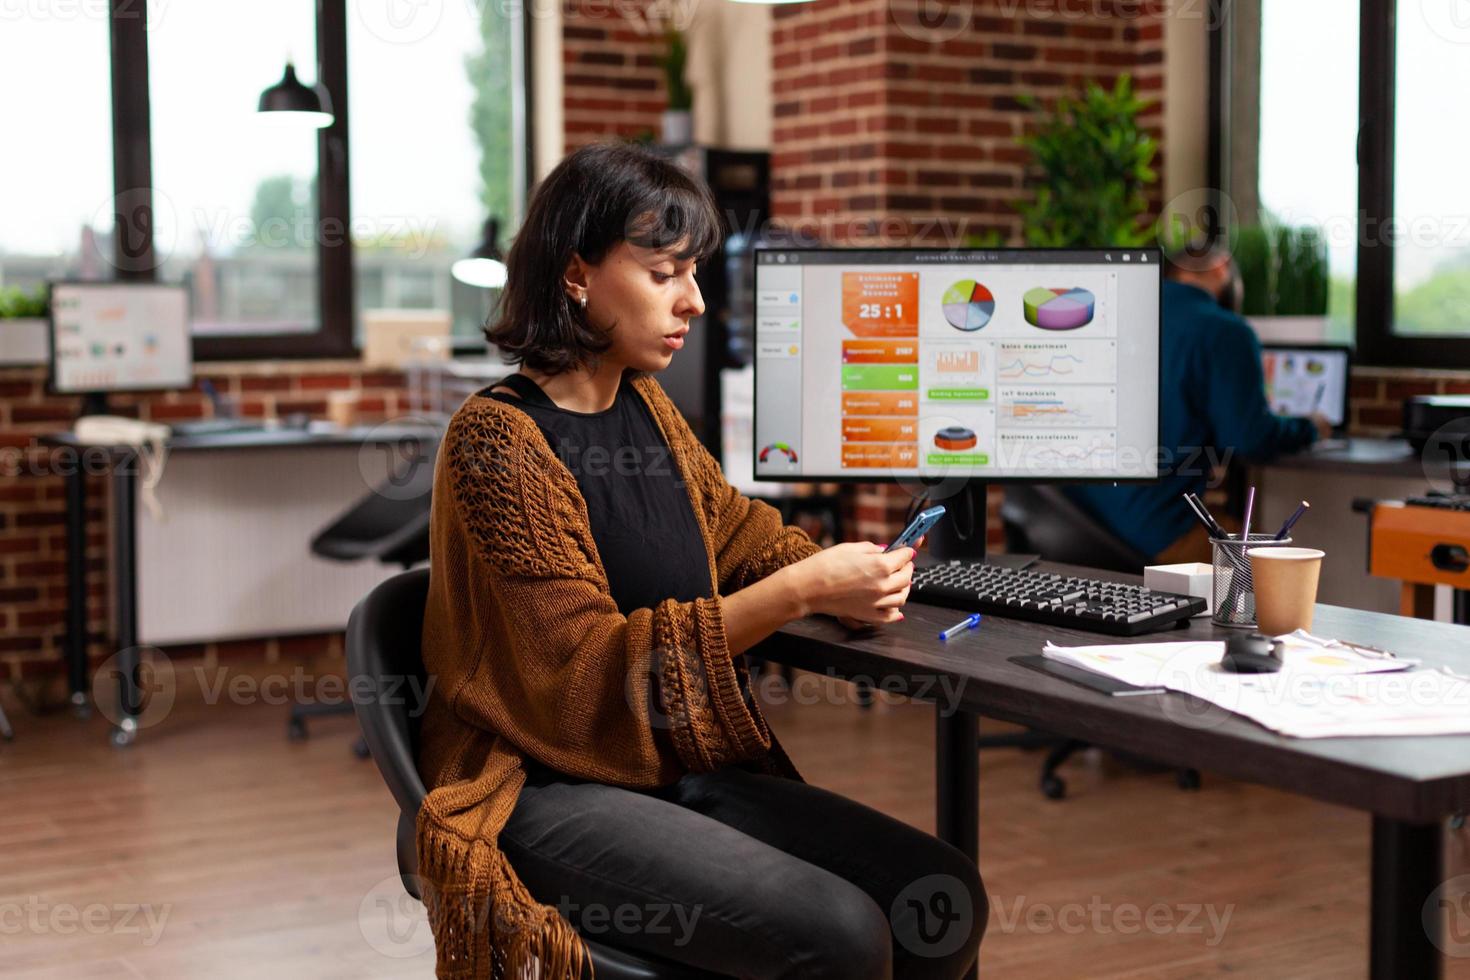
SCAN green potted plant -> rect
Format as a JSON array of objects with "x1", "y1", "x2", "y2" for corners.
[
  {"x1": 1014, "y1": 75, "x2": 1159, "y2": 247},
  {"x1": 0, "y1": 283, "x2": 50, "y2": 366},
  {"x1": 1231, "y1": 222, "x2": 1331, "y2": 341},
  {"x1": 657, "y1": 28, "x2": 692, "y2": 145}
]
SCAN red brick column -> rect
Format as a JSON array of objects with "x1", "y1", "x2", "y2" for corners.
[
  {"x1": 769, "y1": 0, "x2": 1167, "y2": 545},
  {"x1": 562, "y1": 0, "x2": 671, "y2": 148}
]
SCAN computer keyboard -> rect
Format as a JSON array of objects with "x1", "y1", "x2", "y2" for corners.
[
  {"x1": 911, "y1": 560, "x2": 1207, "y2": 636},
  {"x1": 169, "y1": 419, "x2": 264, "y2": 438}
]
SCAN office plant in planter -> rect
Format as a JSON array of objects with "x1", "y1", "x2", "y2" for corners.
[
  {"x1": 1014, "y1": 75, "x2": 1159, "y2": 248},
  {"x1": 0, "y1": 284, "x2": 50, "y2": 366},
  {"x1": 1236, "y1": 223, "x2": 1331, "y2": 342},
  {"x1": 658, "y1": 28, "x2": 692, "y2": 146}
]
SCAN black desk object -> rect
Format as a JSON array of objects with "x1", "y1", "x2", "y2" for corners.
[
  {"x1": 45, "y1": 423, "x2": 440, "y2": 746},
  {"x1": 759, "y1": 560, "x2": 1470, "y2": 980}
]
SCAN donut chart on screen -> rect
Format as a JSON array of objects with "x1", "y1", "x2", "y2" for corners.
[
  {"x1": 941, "y1": 280, "x2": 995, "y2": 332},
  {"x1": 934, "y1": 426, "x2": 978, "y2": 451},
  {"x1": 1023, "y1": 287, "x2": 1096, "y2": 330}
]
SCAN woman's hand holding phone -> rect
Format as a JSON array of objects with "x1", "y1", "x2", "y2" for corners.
[{"x1": 784, "y1": 540, "x2": 920, "y2": 629}]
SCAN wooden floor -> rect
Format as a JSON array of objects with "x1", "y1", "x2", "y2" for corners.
[{"x1": 2, "y1": 664, "x2": 1468, "y2": 979}]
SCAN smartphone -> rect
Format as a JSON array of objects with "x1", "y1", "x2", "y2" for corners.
[{"x1": 886, "y1": 505, "x2": 947, "y2": 553}]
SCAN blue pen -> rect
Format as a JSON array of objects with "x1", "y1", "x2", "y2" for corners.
[{"x1": 939, "y1": 614, "x2": 982, "y2": 641}]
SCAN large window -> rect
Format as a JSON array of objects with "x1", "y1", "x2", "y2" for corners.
[
  {"x1": 1221, "y1": 0, "x2": 1470, "y2": 364},
  {"x1": 80, "y1": 0, "x2": 529, "y2": 359},
  {"x1": 0, "y1": 14, "x2": 114, "y2": 290},
  {"x1": 1391, "y1": 1, "x2": 1470, "y2": 338},
  {"x1": 148, "y1": 2, "x2": 321, "y2": 338},
  {"x1": 348, "y1": 0, "x2": 526, "y2": 341},
  {"x1": 1255, "y1": 0, "x2": 1359, "y2": 342}
]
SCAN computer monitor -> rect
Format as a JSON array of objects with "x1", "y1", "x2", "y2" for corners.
[
  {"x1": 1261, "y1": 344, "x2": 1351, "y2": 431},
  {"x1": 751, "y1": 248, "x2": 1162, "y2": 483},
  {"x1": 48, "y1": 281, "x2": 192, "y2": 396}
]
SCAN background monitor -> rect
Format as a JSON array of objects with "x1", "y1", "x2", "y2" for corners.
[
  {"x1": 48, "y1": 281, "x2": 192, "y2": 395},
  {"x1": 752, "y1": 248, "x2": 1163, "y2": 483},
  {"x1": 1261, "y1": 344, "x2": 1351, "y2": 430}
]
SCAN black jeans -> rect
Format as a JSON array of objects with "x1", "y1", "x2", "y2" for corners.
[{"x1": 501, "y1": 760, "x2": 986, "y2": 979}]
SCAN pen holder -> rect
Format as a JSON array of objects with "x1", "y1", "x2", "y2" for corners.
[{"x1": 1210, "y1": 535, "x2": 1292, "y2": 628}]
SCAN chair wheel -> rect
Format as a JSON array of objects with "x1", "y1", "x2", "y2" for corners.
[
  {"x1": 352, "y1": 736, "x2": 371, "y2": 759},
  {"x1": 287, "y1": 719, "x2": 308, "y2": 742},
  {"x1": 1041, "y1": 774, "x2": 1066, "y2": 800},
  {"x1": 1177, "y1": 769, "x2": 1201, "y2": 791}
]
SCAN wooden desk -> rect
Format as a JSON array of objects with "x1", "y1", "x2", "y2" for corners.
[
  {"x1": 1252, "y1": 438, "x2": 1458, "y2": 614},
  {"x1": 759, "y1": 562, "x2": 1470, "y2": 980},
  {"x1": 44, "y1": 423, "x2": 440, "y2": 746}
]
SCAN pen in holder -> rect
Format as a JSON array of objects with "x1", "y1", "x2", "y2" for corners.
[{"x1": 1210, "y1": 534, "x2": 1292, "y2": 628}]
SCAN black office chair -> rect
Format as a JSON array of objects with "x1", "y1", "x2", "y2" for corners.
[
  {"x1": 999, "y1": 485, "x2": 1150, "y2": 574},
  {"x1": 309, "y1": 456, "x2": 435, "y2": 568},
  {"x1": 288, "y1": 456, "x2": 435, "y2": 750},
  {"x1": 994, "y1": 486, "x2": 1200, "y2": 799},
  {"x1": 347, "y1": 569, "x2": 727, "y2": 980}
]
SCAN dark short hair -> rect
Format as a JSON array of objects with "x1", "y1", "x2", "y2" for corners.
[{"x1": 486, "y1": 141, "x2": 726, "y2": 375}]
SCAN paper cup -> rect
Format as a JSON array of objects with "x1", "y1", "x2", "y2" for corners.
[
  {"x1": 326, "y1": 390, "x2": 361, "y2": 429},
  {"x1": 1247, "y1": 547, "x2": 1325, "y2": 636}
]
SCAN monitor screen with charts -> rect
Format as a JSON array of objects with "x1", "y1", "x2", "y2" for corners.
[
  {"x1": 1261, "y1": 344, "x2": 1351, "y2": 430},
  {"x1": 752, "y1": 248, "x2": 1162, "y2": 482},
  {"x1": 48, "y1": 281, "x2": 192, "y2": 394}
]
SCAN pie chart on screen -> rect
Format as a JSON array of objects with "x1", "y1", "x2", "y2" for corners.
[
  {"x1": 1023, "y1": 287, "x2": 1096, "y2": 330},
  {"x1": 942, "y1": 280, "x2": 995, "y2": 332}
]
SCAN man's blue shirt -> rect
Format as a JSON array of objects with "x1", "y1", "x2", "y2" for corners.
[{"x1": 1063, "y1": 280, "x2": 1318, "y2": 557}]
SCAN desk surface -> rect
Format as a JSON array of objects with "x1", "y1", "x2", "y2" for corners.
[
  {"x1": 44, "y1": 421, "x2": 441, "y2": 454},
  {"x1": 1262, "y1": 436, "x2": 1441, "y2": 479},
  {"x1": 761, "y1": 560, "x2": 1470, "y2": 824}
]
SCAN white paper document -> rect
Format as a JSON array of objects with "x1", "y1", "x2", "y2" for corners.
[{"x1": 1042, "y1": 631, "x2": 1470, "y2": 738}]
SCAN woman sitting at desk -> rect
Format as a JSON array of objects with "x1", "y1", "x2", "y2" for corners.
[{"x1": 414, "y1": 142, "x2": 986, "y2": 979}]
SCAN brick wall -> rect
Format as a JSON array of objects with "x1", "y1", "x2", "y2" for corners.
[
  {"x1": 0, "y1": 362, "x2": 410, "y2": 693},
  {"x1": 1349, "y1": 366, "x2": 1470, "y2": 435},
  {"x1": 768, "y1": 0, "x2": 1167, "y2": 546},
  {"x1": 561, "y1": 0, "x2": 670, "y2": 148}
]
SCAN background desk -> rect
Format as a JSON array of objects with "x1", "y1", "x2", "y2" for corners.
[
  {"x1": 1253, "y1": 437, "x2": 1452, "y2": 615},
  {"x1": 760, "y1": 563, "x2": 1470, "y2": 980},
  {"x1": 46, "y1": 424, "x2": 439, "y2": 745}
]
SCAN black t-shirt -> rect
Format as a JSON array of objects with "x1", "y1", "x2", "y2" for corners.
[{"x1": 486, "y1": 372, "x2": 713, "y2": 615}]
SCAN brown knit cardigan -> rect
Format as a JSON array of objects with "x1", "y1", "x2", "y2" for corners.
[{"x1": 415, "y1": 373, "x2": 822, "y2": 978}]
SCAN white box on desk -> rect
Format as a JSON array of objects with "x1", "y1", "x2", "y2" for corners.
[{"x1": 1144, "y1": 562, "x2": 1215, "y2": 616}]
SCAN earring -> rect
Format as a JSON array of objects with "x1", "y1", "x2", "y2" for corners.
[{"x1": 578, "y1": 293, "x2": 588, "y2": 309}]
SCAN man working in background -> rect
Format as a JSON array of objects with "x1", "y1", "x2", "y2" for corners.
[{"x1": 1065, "y1": 246, "x2": 1333, "y2": 564}]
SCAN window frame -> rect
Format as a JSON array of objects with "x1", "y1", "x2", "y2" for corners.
[
  {"x1": 1211, "y1": 0, "x2": 1470, "y2": 368},
  {"x1": 107, "y1": 0, "x2": 533, "y2": 361}
]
